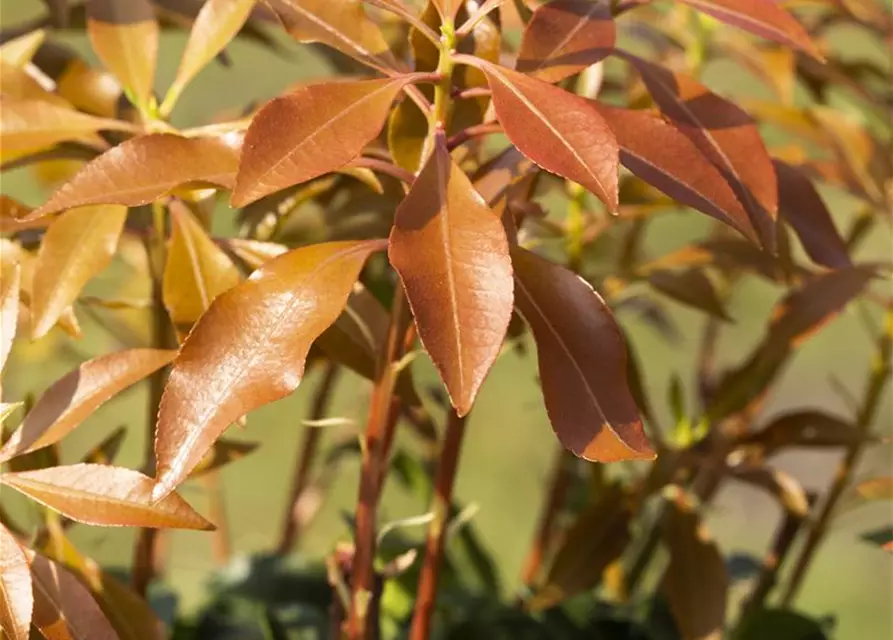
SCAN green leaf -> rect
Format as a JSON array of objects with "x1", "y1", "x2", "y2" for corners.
[{"x1": 734, "y1": 608, "x2": 830, "y2": 640}]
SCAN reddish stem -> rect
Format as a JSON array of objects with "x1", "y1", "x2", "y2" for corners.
[
  {"x1": 446, "y1": 123, "x2": 503, "y2": 150},
  {"x1": 350, "y1": 157, "x2": 417, "y2": 184}
]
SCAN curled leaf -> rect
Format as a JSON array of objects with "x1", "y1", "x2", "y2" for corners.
[
  {"x1": 1, "y1": 464, "x2": 213, "y2": 530},
  {"x1": 512, "y1": 246, "x2": 653, "y2": 461},
  {"x1": 0, "y1": 522, "x2": 32, "y2": 640}
]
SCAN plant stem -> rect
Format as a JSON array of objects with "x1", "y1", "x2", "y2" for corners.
[
  {"x1": 410, "y1": 409, "x2": 469, "y2": 640},
  {"x1": 277, "y1": 361, "x2": 340, "y2": 555},
  {"x1": 445, "y1": 122, "x2": 502, "y2": 150}
]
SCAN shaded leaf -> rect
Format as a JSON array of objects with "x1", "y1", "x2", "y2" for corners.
[
  {"x1": 233, "y1": 76, "x2": 420, "y2": 206},
  {"x1": 33, "y1": 133, "x2": 243, "y2": 216},
  {"x1": 734, "y1": 608, "x2": 830, "y2": 640},
  {"x1": 648, "y1": 268, "x2": 732, "y2": 321},
  {"x1": 191, "y1": 439, "x2": 259, "y2": 478},
  {"x1": 0, "y1": 349, "x2": 176, "y2": 463},
  {"x1": 675, "y1": 0, "x2": 821, "y2": 59},
  {"x1": 1, "y1": 464, "x2": 213, "y2": 530},
  {"x1": 516, "y1": 0, "x2": 614, "y2": 83},
  {"x1": 163, "y1": 201, "x2": 240, "y2": 338},
  {"x1": 0, "y1": 196, "x2": 48, "y2": 234},
  {"x1": 512, "y1": 246, "x2": 653, "y2": 461},
  {"x1": 773, "y1": 159, "x2": 851, "y2": 269},
  {"x1": 30, "y1": 205, "x2": 127, "y2": 339},
  {"x1": 731, "y1": 465, "x2": 809, "y2": 518},
  {"x1": 161, "y1": 0, "x2": 258, "y2": 115},
  {"x1": 0, "y1": 522, "x2": 32, "y2": 640},
  {"x1": 662, "y1": 489, "x2": 728, "y2": 640},
  {"x1": 27, "y1": 550, "x2": 119, "y2": 640},
  {"x1": 626, "y1": 55, "x2": 777, "y2": 248},
  {"x1": 87, "y1": 0, "x2": 159, "y2": 106},
  {"x1": 0, "y1": 61, "x2": 66, "y2": 105},
  {"x1": 316, "y1": 283, "x2": 388, "y2": 381},
  {"x1": 389, "y1": 139, "x2": 513, "y2": 415},
  {"x1": 81, "y1": 426, "x2": 127, "y2": 465},
  {"x1": 219, "y1": 238, "x2": 289, "y2": 271},
  {"x1": 740, "y1": 410, "x2": 864, "y2": 456},
  {"x1": 856, "y1": 477, "x2": 893, "y2": 501},
  {"x1": 528, "y1": 486, "x2": 630, "y2": 610},
  {"x1": 153, "y1": 240, "x2": 385, "y2": 500},
  {"x1": 0, "y1": 258, "x2": 20, "y2": 373},
  {"x1": 594, "y1": 105, "x2": 756, "y2": 241},
  {"x1": 388, "y1": 97, "x2": 430, "y2": 173},
  {"x1": 468, "y1": 58, "x2": 619, "y2": 209}
]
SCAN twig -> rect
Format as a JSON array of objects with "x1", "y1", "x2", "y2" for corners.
[
  {"x1": 446, "y1": 122, "x2": 502, "y2": 150},
  {"x1": 205, "y1": 471, "x2": 231, "y2": 566},
  {"x1": 349, "y1": 157, "x2": 416, "y2": 184},
  {"x1": 410, "y1": 409, "x2": 470, "y2": 640}
]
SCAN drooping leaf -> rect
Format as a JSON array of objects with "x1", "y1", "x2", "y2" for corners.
[
  {"x1": 86, "y1": 0, "x2": 159, "y2": 107},
  {"x1": 161, "y1": 0, "x2": 258, "y2": 115},
  {"x1": 1, "y1": 464, "x2": 213, "y2": 529},
  {"x1": 153, "y1": 239, "x2": 386, "y2": 500},
  {"x1": 163, "y1": 201, "x2": 241, "y2": 339},
  {"x1": 27, "y1": 550, "x2": 119, "y2": 640},
  {"x1": 516, "y1": 0, "x2": 615, "y2": 83},
  {"x1": 0, "y1": 99, "x2": 133, "y2": 164},
  {"x1": 773, "y1": 159, "x2": 851, "y2": 269},
  {"x1": 647, "y1": 268, "x2": 732, "y2": 321},
  {"x1": 467, "y1": 58, "x2": 619, "y2": 209},
  {"x1": 191, "y1": 439, "x2": 259, "y2": 478},
  {"x1": 233, "y1": 76, "x2": 421, "y2": 206},
  {"x1": 674, "y1": 0, "x2": 822, "y2": 59},
  {"x1": 625, "y1": 54, "x2": 778, "y2": 248},
  {"x1": 511, "y1": 246, "x2": 653, "y2": 461},
  {"x1": 661, "y1": 489, "x2": 728, "y2": 640},
  {"x1": 594, "y1": 105, "x2": 756, "y2": 241},
  {"x1": 0, "y1": 349, "x2": 176, "y2": 463},
  {"x1": 0, "y1": 522, "x2": 32, "y2": 640},
  {"x1": 32, "y1": 133, "x2": 243, "y2": 217},
  {"x1": 30, "y1": 205, "x2": 127, "y2": 339},
  {"x1": 856, "y1": 477, "x2": 893, "y2": 501},
  {"x1": 528, "y1": 486, "x2": 630, "y2": 610},
  {"x1": 389, "y1": 139, "x2": 513, "y2": 415},
  {"x1": 730, "y1": 466, "x2": 809, "y2": 518},
  {"x1": 0, "y1": 258, "x2": 20, "y2": 373},
  {"x1": 739, "y1": 410, "x2": 864, "y2": 456},
  {"x1": 733, "y1": 608, "x2": 831, "y2": 640}
]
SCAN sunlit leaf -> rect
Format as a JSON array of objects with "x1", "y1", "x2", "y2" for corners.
[
  {"x1": 86, "y1": 0, "x2": 159, "y2": 107},
  {"x1": 1, "y1": 464, "x2": 213, "y2": 529},
  {"x1": 27, "y1": 550, "x2": 119, "y2": 640},
  {"x1": 662, "y1": 489, "x2": 728, "y2": 640},
  {"x1": 0, "y1": 349, "x2": 176, "y2": 463},
  {"x1": 191, "y1": 439, "x2": 259, "y2": 478},
  {"x1": 774, "y1": 159, "x2": 851, "y2": 269},
  {"x1": 161, "y1": 0, "x2": 258, "y2": 115},
  {"x1": 856, "y1": 476, "x2": 893, "y2": 501},
  {"x1": 739, "y1": 410, "x2": 863, "y2": 456},
  {"x1": 674, "y1": 0, "x2": 822, "y2": 59},
  {"x1": 648, "y1": 268, "x2": 732, "y2": 321},
  {"x1": 153, "y1": 239, "x2": 386, "y2": 500},
  {"x1": 0, "y1": 29, "x2": 46, "y2": 66},
  {"x1": 468, "y1": 58, "x2": 619, "y2": 209},
  {"x1": 32, "y1": 133, "x2": 243, "y2": 217},
  {"x1": 233, "y1": 76, "x2": 421, "y2": 206},
  {"x1": 0, "y1": 259, "x2": 20, "y2": 373},
  {"x1": 595, "y1": 105, "x2": 756, "y2": 241},
  {"x1": 731, "y1": 465, "x2": 809, "y2": 517},
  {"x1": 512, "y1": 246, "x2": 653, "y2": 461},
  {"x1": 0, "y1": 522, "x2": 32, "y2": 640},
  {"x1": 218, "y1": 238, "x2": 289, "y2": 271},
  {"x1": 30, "y1": 205, "x2": 127, "y2": 339},
  {"x1": 389, "y1": 139, "x2": 513, "y2": 415},
  {"x1": 163, "y1": 201, "x2": 241, "y2": 339},
  {"x1": 516, "y1": 0, "x2": 615, "y2": 83}
]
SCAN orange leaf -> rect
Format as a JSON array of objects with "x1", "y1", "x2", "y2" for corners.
[
  {"x1": 233, "y1": 76, "x2": 420, "y2": 206},
  {"x1": 516, "y1": 0, "x2": 615, "y2": 83},
  {"x1": 465, "y1": 57, "x2": 619, "y2": 210},
  {"x1": 0, "y1": 349, "x2": 176, "y2": 463},
  {"x1": 86, "y1": 0, "x2": 159, "y2": 107},
  {"x1": 1, "y1": 464, "x2": 213, "y2": 530},
  {"x1": 0, "y1": 196, "x2": 47, "y2": 234},
  {"x1": 389, "y1": 138, "x2": 513, "y2": 416},
  {"x1": 0, "y1": 257, "x2": 20, "y2": 373},
  {"x1": 856, "y1": 476, "x2": 893, "y2": 501},
  {"x1": 32, "y1": 133, "x2": 243, "y2": 217},
  {"x1": 152, "y1": 239, "x2": 386, "y2": 500},
  {"x1": 511, "y1": 246, "x2": 653, "y2": 461},
  {"x1": 0, "y1": 523, "x2": 32, "y2": 640},
  {"x1": 30, "y1": 204, "x2": 127, "y2": 339}
]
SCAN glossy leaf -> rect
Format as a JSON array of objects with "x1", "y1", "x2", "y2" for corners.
[
  {"x1": 0, "y1": 523, "x2": 32, "y2": 640},
  {"x1": 674, "y1": 0, "x2": 822, "y2": 59},
  {"x1": 30, "y1": 205, "x2": 127, "y2": 339},
  {"x1": 0, "y1": 259, "x2": 19, "y2": 373},
  {"x1": 648, "y1": 268, "x2": 732, "y2": 321},
  {"x1": 162, "y1": 0, "x2": 258, "y2": 114},
  {"x1": 163, "y1": 201, "x2": 241, "y2": 338},
  {"x1": 774, "y1": 159, "x2": 851, "y2": 269},
  {"x1": 856, "y1": 477, "x2": 893, "y2": 501},
  {"x1": 512, "y1": 246, "x2": 653, "y2": 461},
  {"x1": 27, "y1": 550, "x2": 119, "y2": 640},
  {"x1": 0, "y1": 464, "x2": 213, "y2": 529},
  {"x1": 731, "y1": 466, "x2": 809, "y2": 517},
  {"x1": 662, "y1": 490, "x2": 728, "y2": 640},
  {"x1": 516, "y1": 0, "x2": 615, "y2": 83},
  {"x1": 740, "y1": 410, "x2": 863, "y2": 456},
  {"x1": 233, "y1": 76, "x2": 419, "y2": 206},
  {"x1": 468, "y1": 58, "x2": 619, "y2": 209},
  {"x1": 626, "y1": 55, "x2": 778, "y2": 248},
  {"x1": 32, "y1": 133, "x2": 242, "y2": 217},
  {"x1": 389, "y1": 139, "x2": 512, "y2": 415},
  {"x1": 594, "y1": 105, "x2": 756, "y2": 241},
  {"x1": 153, "y1": 239, "x2": 386, "y2": 500},
  {"x1": 0, "y1": 349, "x2": 176, "y2": 463},
  {"x1": 86, "y1": 0, "x2": 159, "y2": 106}
]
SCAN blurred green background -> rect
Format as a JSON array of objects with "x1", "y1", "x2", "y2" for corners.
[{"x1": 1, "y1": 0, "x2": 891, "y2": 637}]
